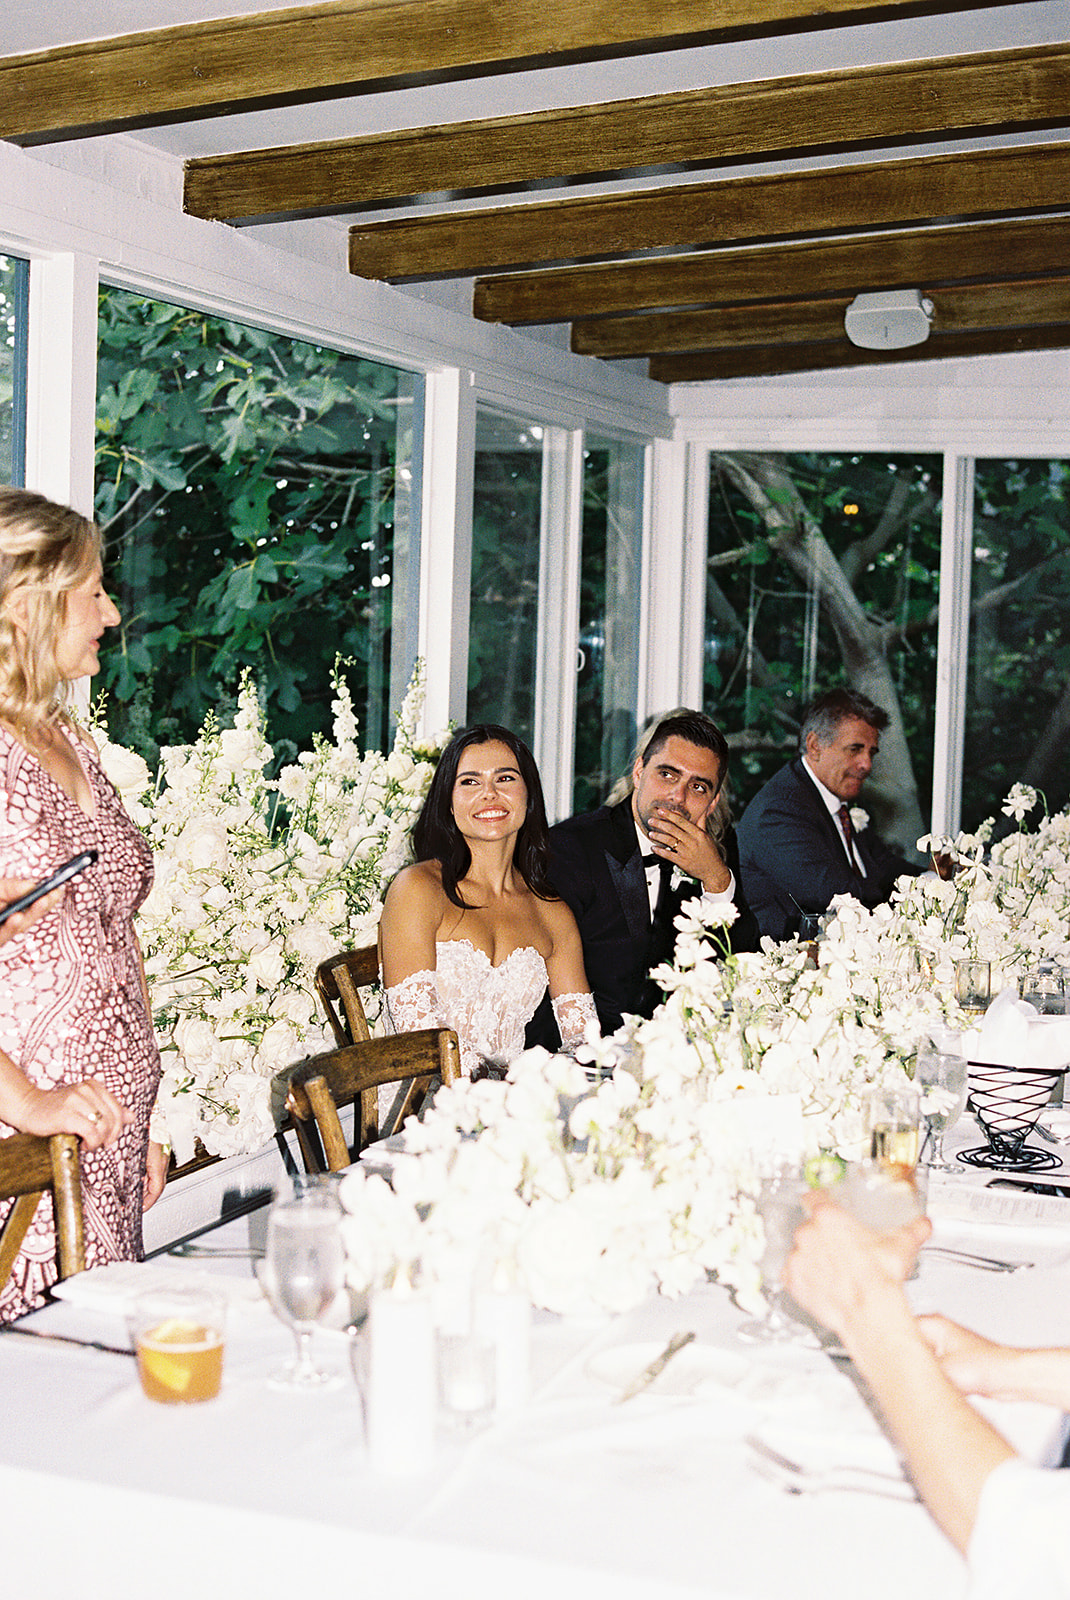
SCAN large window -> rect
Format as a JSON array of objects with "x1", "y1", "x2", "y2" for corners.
[
  {"x1": 963, "y1": 459, "x2": 1070, "y2": 830},
  {"x1": 95, "y1": 288, "x2": 420, "y2": 761},
  {"x1": 0, "y1": 254, "x2": 28, "y2": 486},
  {"x1": 466, "y1": 409, "x2": 544, "y2": 747},
  {"x1": 572, "y1": 435, "x2": 643, "y2": 813},
  {"x1": 705, "y1": 452, "x2": 942, "y2": 854}
]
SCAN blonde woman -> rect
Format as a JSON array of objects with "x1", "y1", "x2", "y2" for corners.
[{"x1": 0, "y1": 487, "x2": 165, "y2": 1321}]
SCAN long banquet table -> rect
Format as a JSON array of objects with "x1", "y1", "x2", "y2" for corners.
[{"x1": 3, "y1": 1139, "x2": 1069, "y2": 1600}]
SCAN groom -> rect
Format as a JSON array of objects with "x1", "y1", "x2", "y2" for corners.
[{"x1": 527, "y1": 710, "x2": 759, "y2": 1047}]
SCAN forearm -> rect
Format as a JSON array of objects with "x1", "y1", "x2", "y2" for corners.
[
  {"x1": 840, "y1": 1286, "x2": 1014, "y2": 1553},
  {"x1": 0, "y1": 1045, "x2": 41, "y2": 1128}
]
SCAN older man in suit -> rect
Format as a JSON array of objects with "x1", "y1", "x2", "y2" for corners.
[
  {"x1": 736, "y1": 688, "x2": 921, "y2": 944},
  {"x1": 527, "y1": 710, "x2": 759, "y2": 1045}
]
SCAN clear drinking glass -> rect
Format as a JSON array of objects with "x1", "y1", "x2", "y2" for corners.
[
  {"x1": 867, "y1": 1083, "x2": 921, "y2": 1178},
  {"x1": 915, "y1": 1047, "x2": 969, "y2": 1167},
  {"x1": 955, "y1": 958, "x2": 991, "y2": 1015},
  {"x1": 259, "y1": 1189, "x2": 345, "y2": 1391},
  {"x1": 738, "y1": 1165, "x2": 811, "y2": 1345},
  {"x1": 1020, "y1": 959, "x2": 1068, "y2": 1015}
]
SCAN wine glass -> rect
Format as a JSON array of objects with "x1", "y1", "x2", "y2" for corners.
[
  {"x1": 867, "y1": 1083, "x2": 921, "y2": 1178},
  {"x1": 259, "y1": 1190, "x2": 345, "y2": 1391},
  {"x1": 914, "y1": 1047, "x2": 968, "y2": 1168},
  {"x1": 738, "y1": 1165, "x2": 812, "y2": 1345}
]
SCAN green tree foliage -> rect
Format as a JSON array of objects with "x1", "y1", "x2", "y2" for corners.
[
  {"x1": 705, "y1": 452, "x2": 942, "y2": 852},
  {"x1": 966, "y1": 459, "x2": 1070, "y2": 827},
  {"x1": 95, "y1": 289, "x2": 413, "y2": 763}
]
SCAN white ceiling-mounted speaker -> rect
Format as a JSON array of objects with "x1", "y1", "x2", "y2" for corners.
[{"x1": 844, "y1": 289, "x2": 935, "y2": 350}]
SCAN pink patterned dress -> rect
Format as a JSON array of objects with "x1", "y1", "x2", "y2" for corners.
[{"x1": 0, "y1": 723, "x2": 161, "y2": 1321}]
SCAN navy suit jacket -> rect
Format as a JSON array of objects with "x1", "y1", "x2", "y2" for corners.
[
  {"x1": 525, "y1": 797, "x2": 759, "y2": 1048},
  {"x1": 735, "y1": 757, "x2": 919, "y2": 944}
]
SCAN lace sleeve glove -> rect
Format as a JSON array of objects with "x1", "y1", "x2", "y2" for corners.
[
  {"x1": 384, "y1": 969, "x2": 480, "y2": 1078},
  {"x1": 551, "y1": 990, "x2": 600, "y2": 1055}
]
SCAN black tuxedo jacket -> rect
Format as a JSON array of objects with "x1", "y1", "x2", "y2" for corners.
[
  {"x1": 735, "y1": 756, "x2": 919, "y2": 944},
  {"x1": 525, "y1": 797, "x2": 759, "y2": 1048}
]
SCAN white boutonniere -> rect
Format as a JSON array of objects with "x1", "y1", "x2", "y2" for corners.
[{"x1": 849, "y1": 807, "x2": 869, "y2": 833}]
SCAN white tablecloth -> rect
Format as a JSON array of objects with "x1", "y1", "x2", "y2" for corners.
[{"x1": 3, "y1": 1190, "x2": 1068, "y2": 1600}]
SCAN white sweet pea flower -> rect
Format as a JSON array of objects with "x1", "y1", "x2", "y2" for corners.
[{"x1": 1002, "y1": 783, "x2": 1039, "y2": 822}]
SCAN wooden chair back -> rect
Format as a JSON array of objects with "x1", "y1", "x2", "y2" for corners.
[
  {"x1": 286, "y1": 1028, "x2": 462, "y2": 1171},
  {"x1": 0, "y1": 1132, "x2": 86, "y2": 1287},
  {"x1": 315, "y1": 945, "x2": 380, "y2": 1047}
]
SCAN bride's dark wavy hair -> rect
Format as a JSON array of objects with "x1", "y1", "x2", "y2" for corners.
[{"x1": 412, "y1": 723, "x2": 556, "y2": 909}]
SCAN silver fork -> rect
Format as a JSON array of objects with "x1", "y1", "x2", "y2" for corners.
[{"x1": 746, "y1": 1436, "x2": 918, "y2": 1501}]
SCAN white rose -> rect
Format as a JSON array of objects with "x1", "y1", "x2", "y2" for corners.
[
  {"x1": 97, "y1": 739, "x2": 153, "y2": 799},
  {"x1": 248, "y1": 945, "x2": 288, "y2": 988}
]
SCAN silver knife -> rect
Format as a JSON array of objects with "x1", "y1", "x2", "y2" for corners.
[{"x1": 614, "y1": 1331, "x2": 695, "y2": 1403}]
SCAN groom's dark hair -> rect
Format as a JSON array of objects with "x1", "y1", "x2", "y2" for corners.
[{"x1": 412, "y1": 723, "x2": 556, "y2": 909}]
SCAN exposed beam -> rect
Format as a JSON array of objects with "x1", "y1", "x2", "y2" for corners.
[
  {"x1": 649, "y1": 323, "x2": 1070, "y2": 382},
  {"x1": 573, "y1": 276, "x2": 1070, "y2": 357},
  {"x1": 186, "y1": 41, "x2": 1070, "y2": 221},
  {"x1": 0, "y1": 0, "x2": 1000, "y2": 145},
  {"x1": 350, "y1": 141, "x2": 1070, "y2": 280},
  {"x1": 474, "y1": 214, "x2": 1070, "y2": 324}
]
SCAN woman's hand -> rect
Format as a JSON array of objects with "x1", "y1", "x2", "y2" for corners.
[
  {"x1": 3, "y1": 1074, "x2": 132, "y2": 1150},
  {"x1": 143, "y1": 1140, "x2": 170, "y2": 1209},
  {"x1": 783, "y1": 1196, "x2": 931, "y2": 1341},
  {"x1": 0, "y1": 876, "x2": 64, "y2": 950}
]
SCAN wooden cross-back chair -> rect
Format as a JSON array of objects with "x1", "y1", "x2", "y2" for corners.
[
  {"x1": 0, "y1": 1132, "x2": 86, "y2": 1289},
  {"x1": 286, "y1": 1029, "x2": 462, "y2": 1172},
  {"x1": 315, "y1": 944, "x2": 380, "y2": 1048}
]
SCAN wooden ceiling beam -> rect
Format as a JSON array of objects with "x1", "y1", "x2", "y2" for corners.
[
  {"x1": 185, "y1": 41, "x2": 1070, "y2": 221},
  {"x1": 474, "y1": 214, "x2": 1070, "y2": 324},
  {"x1": 349, "y1": 141, "x2": 1070, "y2": 280},
  {"x1": 0, "y1": 0, "x2": 1000, "y2": 145},
  {"x1": 649, "y1": 323, "x2": 1070, "y2": 382},
  {"x1": 573, "y1": 276, "x2": 1070, "y2": 357}
]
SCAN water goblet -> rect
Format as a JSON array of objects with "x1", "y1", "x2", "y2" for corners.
[
  {"x1": 738, "y1": 1164, "x2": 812, "y2": 1345},
  {"x1": 914, "y1": 1047, "x2": 968, "y2": 1168},
  {"x1": 259, "y1": 1189, "x2": 346, "y2": 1391}
]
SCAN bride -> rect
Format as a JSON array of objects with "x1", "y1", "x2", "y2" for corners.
[{"x1": 380, "y1": 724, "x2": 597, "y2": 1078}]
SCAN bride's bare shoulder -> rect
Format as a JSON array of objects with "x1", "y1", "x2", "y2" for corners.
[{"x1": 384, "y1": 859, "x2": 445, "y2": 909}]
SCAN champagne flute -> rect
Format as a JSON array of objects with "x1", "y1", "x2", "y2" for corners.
[
  {"x1": 738, "y1": 1165, "x2": 811, "y2": 1345},
  {"x1": 915, "y1": 1048, "x2": 968, "y2": 1168},
  {"x1": 260, "y1": 1190, "x2": 345, "y2": 1390}
]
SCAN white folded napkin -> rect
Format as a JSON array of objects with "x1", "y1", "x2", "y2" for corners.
[
  {"x1": 52, "y1": 1261, "x2": 268, "y2": 1320},
  {"x1": 962, "y1": 989, "x2": 1070, "y2": 1072}
]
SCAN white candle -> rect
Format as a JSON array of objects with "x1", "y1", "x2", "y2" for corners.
[
  {"x1": 476, "y1": 1287, "x2": 532, "y2": 1412},
  {"x1": 366, "y1": 1283, "x2": 435, "y2": 1475}
]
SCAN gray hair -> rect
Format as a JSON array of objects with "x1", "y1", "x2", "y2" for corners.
[{"x1": 799, "y1": 688, "x2": 889, "y2": 752}]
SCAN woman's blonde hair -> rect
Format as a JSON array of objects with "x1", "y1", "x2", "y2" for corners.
[{"x1": 0, "y1": 487, "x2": 101, "y2": 736}]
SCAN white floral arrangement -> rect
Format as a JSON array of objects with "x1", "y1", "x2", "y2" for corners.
[
  {"x1": 95, "y1": 663, "x2": 445, "y2": 1163},
  {"x1": 339, "y1": 786, "x2": 1070, "y2": 1319},
  {"x1": 910, "y1": 784, "x2": 1070, "y2": 991}
]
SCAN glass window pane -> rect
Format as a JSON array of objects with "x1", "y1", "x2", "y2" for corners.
[
  {"x1": 0, "y1": 254, "x2": 29, "y2": 486},
  {"x1": 963, "y1": 459, "x2": 1070, "y2": 829},
  {"x1": 466, "y1": 409, "x2": 543, "y2": 745},
  {"x1": 95, "y1": 287, "x2": 420, "y2": 761},
  {"x1": 705, "y1": 451, "x2": 942, "y2": 854},
  {"x1": 573, "y1": 435, "x2": 643, "y2": 812}
]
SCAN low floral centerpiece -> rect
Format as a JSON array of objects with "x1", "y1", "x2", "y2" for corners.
[
  {"x1": 339, "y1": 786, "x2": 1070, "y2": 1318},
  {"x1": 95, "y1": 664, "x2": 444, "y2": 1162}
]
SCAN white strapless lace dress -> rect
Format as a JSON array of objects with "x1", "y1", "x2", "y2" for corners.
[{"x1": 385, "y1": 939, "x2": 596, "y2": 1078}]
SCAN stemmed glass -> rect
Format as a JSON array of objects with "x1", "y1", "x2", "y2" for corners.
[
  {"x1": 259, "y1": 1188, "x2": 346, "y2": 1391},
  {"x1": 738, "y1": 1164, "x2": 812, "y2": 1345},
  {"x1": 915, "y1": 1047, "x2": 968, "y2": 1168}
]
